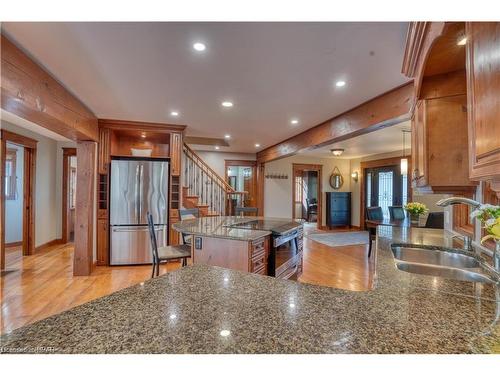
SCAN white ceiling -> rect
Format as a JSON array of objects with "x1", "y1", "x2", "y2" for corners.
[
  {"x1": 2, "y1": 22, "x2": 410, "y2": 153},
  {"x1": 301, "y1": 121, "x2": 412, "y2": 159}
]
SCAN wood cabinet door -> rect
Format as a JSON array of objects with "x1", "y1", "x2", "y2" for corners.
[
  {"x1": 170, "y1": 132, "x2": 182, "y2": 176},
  {"x1": 96, "y1": 219, "x2": 109, "y2": 266},
  {"x1": 466, "y1": 22, "x2": 500, "y2": 180},
  {"x1": 426, "y1": 95, "x2": 473, "y2": 187},
  {"x1": 98, "y1": 128, "x2": 110, "y2": 174}
]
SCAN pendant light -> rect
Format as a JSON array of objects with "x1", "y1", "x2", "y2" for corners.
[{"x1": 400, "y1": 130, "x2": 410, "y2": 175}]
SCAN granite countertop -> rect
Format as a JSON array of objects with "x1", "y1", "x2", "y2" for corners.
[
  {"x1": 172, "y1": 216, "x2": 302, "y2": 241},
  {"x1": 1, "y1": 227, "x2": 499, "y2": 353}
]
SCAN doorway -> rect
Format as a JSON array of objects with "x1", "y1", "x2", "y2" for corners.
[
  {"x1": 360, "y1": 156, "x2": 411, "y2": 228},
  {"x1": 62, "y1": 148, "x2": 77, "y2": 243},
  {"x1": 292, "y1": 164, "x2": 322, "y2": 228},
  {"x1": 1, "y1": 130, "x2": 37, "y2": 270},
  {"x1": 225, "y1": 160, "x2": 257, "y2": 213}
]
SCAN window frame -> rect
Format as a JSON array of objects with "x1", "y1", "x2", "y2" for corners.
[{"x1": 5, "y1": 148, "x2": 17, "y2": 200}]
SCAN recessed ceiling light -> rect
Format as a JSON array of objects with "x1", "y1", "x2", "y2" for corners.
[
  {"x1": 193, "y1": 42, "x2": 206, "y2": 52},
  {"x1": 169, "y1": 314, "x2": 177, "y2": 320},
  {"x1": 215, "y1": 146, "x2": 220, "y2": 150},
  {"x1": 255, "y1": 143, "x2": 261, "y2": 148},
  {"x1": 224, "y1": 134, "x2": 231, "y2": 139},
  {"x1": 290, "y1": 119, "x2": 299, "y2": 125},
  {"x1": 170, "y1": 111, "x2": 179, "y2": 117},
  {"x1": 335, "y1": 80, "x2": 346, "y2": 87},
  {"x1": 220, "y1": 329, "x2": 231, "y2": 337},
  {"x1": 457, "y1": 37, "x2": 467, "y2": 46},
  {"x1": 221, "y1": 101, "x2": 233, "y2": 108}
]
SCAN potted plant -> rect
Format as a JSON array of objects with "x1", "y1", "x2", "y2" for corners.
[
  {"x1": 404, "y1": 202, "x2": 428, "y2": 225},
  {"x1": 471, "y1": 204, "x2": 500, "y2": 269}
]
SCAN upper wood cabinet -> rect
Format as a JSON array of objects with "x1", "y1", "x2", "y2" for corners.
[
  {"x1": 465, "y1": 22, "x2": 500, "y2": 182},
  {"x1": 170, "y1": 132, "x2": 182, "y2": 176},
  {"x1": 411, "y1": 95, "x2": 477, "y2": 192}
]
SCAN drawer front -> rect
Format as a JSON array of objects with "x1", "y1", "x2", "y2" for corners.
[
  {"x1": 331, "y1": 211, "x2": 349, "y2": 225},
  {"x1": 251, "y1": 237, "x2": 266, "y2": 258},
  {"x1": 250, "y1": 253, "x2": 266, "y2": 273},
  {"x1": 330, "y1": 198, "x2": 349, "y2": 211}
]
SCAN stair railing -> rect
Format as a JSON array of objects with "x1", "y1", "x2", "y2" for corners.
[{"x1": 183, "y1": 143, "x2": 246, "y2": 215}]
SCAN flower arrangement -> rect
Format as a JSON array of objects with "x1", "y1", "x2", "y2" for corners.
[
  {"x1": 470, "y1": 204, "x2": 500, "y2": 244},
  {"x1": 404, "y1": 202, "x2": 428, "y2": 216}
]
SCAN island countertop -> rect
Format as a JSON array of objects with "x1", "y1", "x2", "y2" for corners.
[
  {"x1": 1, "y1": 227, "x2": 499, "y2": 354},
  {"x1": 172, "y1": 216, "x2": 303, "y2": 241}
]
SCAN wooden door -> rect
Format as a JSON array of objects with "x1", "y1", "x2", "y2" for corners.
[{"x1": 466, "y1": 22, "x2": 500, "y2": 181}]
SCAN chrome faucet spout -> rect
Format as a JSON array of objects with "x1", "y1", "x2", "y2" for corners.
[{"x1": 436, "y1": 197, "x2": 481, "y2": 209}]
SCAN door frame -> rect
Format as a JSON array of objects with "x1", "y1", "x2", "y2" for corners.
[
  {"x1": 224, "y1": 159, "x2": 257, "y2": 208},
  {"x1": 359, "y1": 156, "x2": 412, "y2": 230},
  {"x1": 1, "y1": 129, "x2": 37, "y2": 269},
  {"x1": 292, "y1": 163, "x2": 323, "y2": 227},
  {"x1": 62, "y1": 148, "x2": 77, "y2": 244}
]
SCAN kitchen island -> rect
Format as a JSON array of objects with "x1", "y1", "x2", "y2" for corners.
[
  {"x1": 172, "y1": 216, "x2": 304, "y2": 279},
  {"x1": 1, "y1": 226, "x2": 499, "y2": 354}
]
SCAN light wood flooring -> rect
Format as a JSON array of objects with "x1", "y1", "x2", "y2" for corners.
[{"x1": 1, "y1": 226, "x2": 374, "y2": 334}]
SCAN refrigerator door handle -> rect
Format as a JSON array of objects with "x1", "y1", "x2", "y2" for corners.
[
  {"x1": 112, "y1": 227, "x2": 164, "y2": 233},
  {"x1": 139, "y1": 164, "x2": 144, "y2": 219},
  {"x1": 135, "y1": 164, "x2": 140, "y2": 224}
]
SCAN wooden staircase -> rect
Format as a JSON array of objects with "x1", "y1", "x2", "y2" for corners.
[
  {"x1": 182, "y1": 187, "x2": 219, "y2": 217},
  {"x1": 182, "y1": 143, "x2": 246, "y2": 217}
]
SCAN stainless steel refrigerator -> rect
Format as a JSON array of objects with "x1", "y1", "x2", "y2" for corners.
[{"x1": 109, "y1": 157, "x2": 169, "y2": 265}]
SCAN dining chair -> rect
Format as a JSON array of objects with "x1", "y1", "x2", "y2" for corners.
[
  {"x1": 425, "y1": 212, "x2": 444, "y2": 229},
  {"x1": 179, "y1": 208, "x2": 200, "y2": 245},
  {"x1": 388, "y1": 206, "x2": 406, "y2": 220},
  {"x1": 306, "y1": 198, "x2": 318, "y2": 222},
  {"x1": 235, "y1": 206, "x2": 258, "y2": 217},
  {"x1": 147, "y1": 212, "x2": 191, "y2": 278},
  {"x1": 366, "y1": 206, "x2": 383, "y2": 258}
]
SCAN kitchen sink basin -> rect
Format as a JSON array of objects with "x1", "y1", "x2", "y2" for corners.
[
  {"x1": 391, "y1": 246, "x2": 481, "y2": 269},
  {"x1": 391, "y1": 246, "x2": 497, "y2": 284},
  {"x1": 394, "y1": 262, "x2": 495, "y2": 284}
]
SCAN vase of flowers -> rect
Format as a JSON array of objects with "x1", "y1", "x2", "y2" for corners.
[
  {"x1": 404, "y1": 202, "x2": 428, "y2": 225},
  {"x1": 471, "y1": 204, "x2": 500, "y2": 269}
]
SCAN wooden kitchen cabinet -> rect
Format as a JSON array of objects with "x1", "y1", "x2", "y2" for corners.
[
  {"x1": 411, "y1": 95, "x2": 477, "y2": 192},
  {"x1": 466, "y1": 22, "x2": 500, "y2": 182},
  {"x1": 170, "y1": 132, "x2": 182, "y2": 176},
  {"x1": 96, "y1": 218, "x2": 109, "y2": 266}
]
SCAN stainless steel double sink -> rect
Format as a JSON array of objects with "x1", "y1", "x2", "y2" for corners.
[{"x1": 390, "y1": 246, "x2": 498, "y2": 284}]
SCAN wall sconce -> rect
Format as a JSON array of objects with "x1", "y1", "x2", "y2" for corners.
[{"x1": 351, "y1": 171, "x2": 358, "y2": 182}]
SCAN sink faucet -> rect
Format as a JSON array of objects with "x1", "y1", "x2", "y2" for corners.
[
  {"x1": 436, "y1": 197, "x2": 481, "y2": 252},
  {"x1": 437, "y1": 196, "x2": 500, "y2": 273}
]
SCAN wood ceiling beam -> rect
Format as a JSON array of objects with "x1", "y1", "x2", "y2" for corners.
[
  {"x1": 256, "y1": 82, "x2": 414, "y2": 164},
  {"x1": 1, "y1": 34, "x2": 98, "y2": 141}
]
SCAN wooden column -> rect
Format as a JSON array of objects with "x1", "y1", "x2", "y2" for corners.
[
  {"x1": 256, "y1": 162, "x2": 265, "y2": 216},
  {"x1": 74, "y1": 141, "x2": 96, "y2": 276}
]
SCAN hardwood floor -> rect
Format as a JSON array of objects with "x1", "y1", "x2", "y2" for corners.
[{"x1": 1, "y1": 227, "x2": 374, "y2": 334}]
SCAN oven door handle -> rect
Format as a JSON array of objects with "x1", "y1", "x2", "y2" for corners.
[{"x1": 274, "y1": 230, "x2": 298, "y2": 247}]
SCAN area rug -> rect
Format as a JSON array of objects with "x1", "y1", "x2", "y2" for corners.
[{"x1": 305, "y1": 231, "x2": 369, "y2": 247}]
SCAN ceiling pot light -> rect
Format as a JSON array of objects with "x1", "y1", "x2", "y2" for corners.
[
  {"x1": 193, "y1": 42, "x2": 206, "y2": 51},
  {"x1": 224, "y1": 134, "x2": 231, "y2": 139},
  {"x1": 170, "y1": 111, "x2": 179, "y2": 117},
  {"x1": 330, "y1": 148, "x2": 344, "y2": 156},
  {"x1": 290, "y1": 119, "x2": 299, "y2": 125},
  {"x1": 255, "y1": 143, "x2": 261, "y2": 148},
  {"x1": 457, "y1": 37, "x2": 467, "y2": 46},
  {"x1": 335, "y1": 80, "x2": 346, "y2": 87},
  {"x1": 221, "y1": 101, "x2": 233, "y2": 108}
]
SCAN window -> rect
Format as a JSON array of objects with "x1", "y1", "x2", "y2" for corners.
[
  {"x1": 69, "y1": 167, "x2": 77, "y2": 209},
  {"x1": 5, "y1": 149, "x2": 17, "y2": 200},
  {"x1": 294, "y1": 176, "x2": 303, "y2": 203}
]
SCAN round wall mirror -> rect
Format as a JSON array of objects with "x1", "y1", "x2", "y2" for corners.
[{"x1": 329, "y1": 167, "x2": 344, "y2": 190}]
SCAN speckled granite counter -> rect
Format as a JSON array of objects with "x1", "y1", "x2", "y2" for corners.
[
  {"x1": 172, "y1": 216, "x2": 302, "y2": 241},
  {"x1": 1, "y1": 227, "x2": 499, "y2": 353}
]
